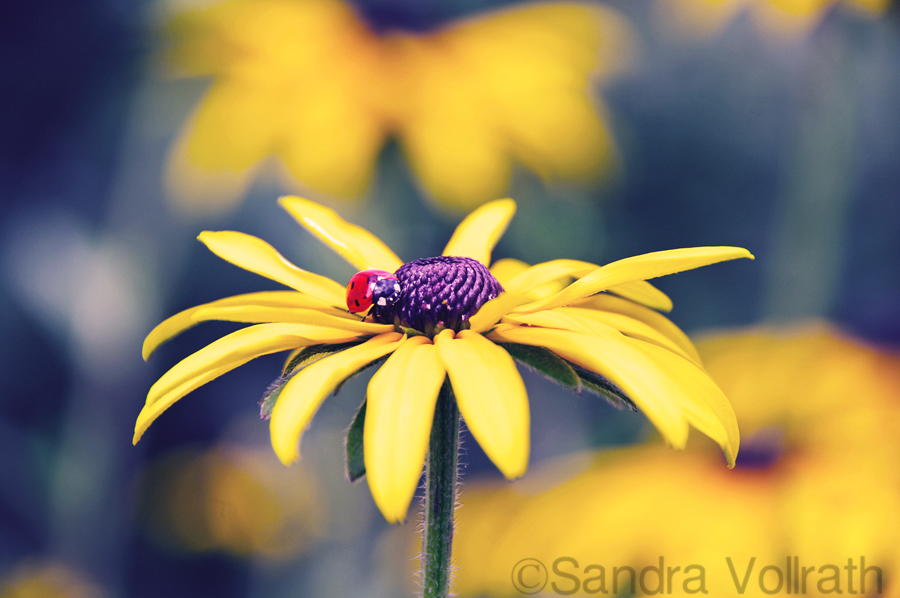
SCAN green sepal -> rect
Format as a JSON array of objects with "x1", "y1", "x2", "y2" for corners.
[
  {"x1": 498, "y1": 342, "x2": 582, "y2": 393},
  {"x1": 568, "y1": 362, "x2": 637, "y2": 410},
  {"x1": 344, "y1": 397, "x2": 367, "y2": 482},
  {"x1": 332, "y1": 354, "x2": 388, "y2": 396},
  {"x1": 259, "y1": 340, "x2": 366, "y2": 420},
  {"x1": 396, "y1": 325, "x2": 426, "y2": 338},
  {"x1": 282, "y1": 340, "x2": 366, "y2": 376},
  {"x1": 259, "y1": 374, "x2": 291, "y2": 420}
]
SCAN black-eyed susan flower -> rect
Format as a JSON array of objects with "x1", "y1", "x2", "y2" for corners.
[
  {"x1": 160, "y1": 0, "x2": 633, "y2": 212},
  {"x1": 136, "y1": 196, "x2": 752, "y2": 530},
  {"x1": 656, "y1": 0, "x2": 889, "y2": 39}
]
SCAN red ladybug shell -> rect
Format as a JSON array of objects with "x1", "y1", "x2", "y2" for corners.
[{"x1": 346, "y1": 269, "x2": 397, "y2": 313}]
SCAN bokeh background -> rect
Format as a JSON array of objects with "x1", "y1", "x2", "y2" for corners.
[{"x1": 2, "y1": 0, "x2": 900, "y2": 596}]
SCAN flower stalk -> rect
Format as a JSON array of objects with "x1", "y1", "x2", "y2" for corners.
[{"x1": 421, "y1": 381, "x2": 460, "y2": 598}]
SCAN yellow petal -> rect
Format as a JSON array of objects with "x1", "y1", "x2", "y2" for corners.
[
  {"x1": 434, "y1": 329, "x2": 529, "y2": 478},
  {"x1": 278, "y1": 74, "x2": 385, "y2": 199},
  {"x1": 514, "y1": 246, "x2": 754, "y2": 314},
  {"x1": 488, "y1": 257, "x2": 530, "y2": 287},
  {"x1": 495, "y1": 259, "x2": 671, "y2": 309},
  {"x1": 624, "y1": 336, "x2": 739, "y2": 466},
  {"x1": 606, "y1": 280, "x2": 673, "y2": 312},
  {"x1": 135, "y1": 361, "x2": 237, "y2": 443},
  {"x1": 488, "y1": 324, "x2": 690, "y2": 449},
  {"x1": 490, "y1": 258, "x2": 568, "y2": 300},
  {"x1": 399, "y1": 107, "x2": 512, "y2": 210},
  {"x1": 468, "y1": 291, "x2": 530, "y2": 334},
  {"x1": 503, "y1": 258, "x2": 597, "y2": 293},
  {"x1": 198, "y1": 230, "x2": 346, "y2": 305},
  {"x1": 441, "y1": 198, "x2": 516, "y2": 266},
  {"x1": 573, "y1": 293, "x2": 702, "y2": 365},
  {"x1": 513, "y1": 306, "x2": 703, "y2": 368},
  {"x1": 278, "y1": 196, "x2": 404, "y2": 272},
  {"x1": 134, "y1": 323, "x2": 364, "y2": 444},
  {"x1": 165, "y1": 81, "x2": 274, "y2": 213},
  {"x1": 270, "y1": 332, "x2": 406, "y2": 464},
  {"x1": 143, "y1": 291, "x2": 327, "y2": 360},
  {"x1": 192, "y1": 305, "x2": 393, "y2": 335},
  {"x1": 365, "y1": 336, "x2": 446, "y2": 523}
]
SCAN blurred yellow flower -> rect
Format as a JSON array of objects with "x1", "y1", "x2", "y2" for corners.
[
  {"x1": 161, "y1": 0, "x2": 634, "y2": 213},
  {"x1": 0, "y1": 562, "x2": 104, "y2": 598},
  {"x1": 451, "y1": 322, "x2": 900, "y2": 597},
  {"x1": 697, "y1": 321, "x2": 900, "y2": 453},
  {"x1": 656, "y1": 0, "x2": 890, "y2": 39},
  {"x1": 135, "y1": 196, "x2": 751, "y2": 523},
  {"x1": 138, "y1": 443, "x2": 326, "y2": 559}
]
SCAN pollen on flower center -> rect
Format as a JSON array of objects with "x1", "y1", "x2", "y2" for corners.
[{"x1": 371, "y1": 256, "x2": 503, "y2": 335}]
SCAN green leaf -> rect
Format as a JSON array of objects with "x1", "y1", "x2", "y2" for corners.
[
  {"x1": 568, "y1": 362, "x2": 637, "y2": 411},
  {"x1": 345, "y1": 397, "x2": 367, "y2": 482},
  {"x1": 498, "y1": 342, "x2": 581, "y2": 393}
]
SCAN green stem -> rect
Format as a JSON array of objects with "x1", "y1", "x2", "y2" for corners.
[{"x1": 421, "y1": 381, "x2": 460, "y2": 598}]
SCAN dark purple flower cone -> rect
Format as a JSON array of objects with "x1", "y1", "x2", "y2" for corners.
[{"x1": 371, "y1": 256, "x2": 503, "y2": 335}]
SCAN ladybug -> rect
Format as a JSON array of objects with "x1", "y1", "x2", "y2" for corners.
[{"x1": 345, "y1": 269, "x2": 402, "y2": 314}]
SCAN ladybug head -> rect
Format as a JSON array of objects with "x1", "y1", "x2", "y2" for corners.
[{"x1": 345, "y1": 269, "x2": 401, "y2": 313}]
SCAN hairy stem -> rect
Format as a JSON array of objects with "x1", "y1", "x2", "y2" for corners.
[{"x1": 421, "y1": 382, "x2": 459, "y2": 598}]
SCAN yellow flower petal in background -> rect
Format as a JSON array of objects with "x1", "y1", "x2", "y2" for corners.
[
  {"x1": 398, "y1": 87, "x2": 513, "y2": 210},
  {"x1": 166, "y1": 81, "x2": 276, "y2": 213},
  {"x1": 139, "y1": 444, "x2": 326, "y2": 560},
  {"x1": 365, "y1": 337, "x2": 446, "y2": 523},
  {"x1": 697, "y1": 321, "x2": 900, "y2": 451},
  {"x1": 441, "y1": 198, "x2": 516, "y2": 266},
  {"x1": 514, "y1": 246, "x2": 754, "y2": 314},
  {"x1": 434, "y1": 330, "x2": 529, "y2": 479},
  {"x1": 162, "y1": 0, "x2": 635, "y2": 211},
  {"x1": 0, "y1": 561, "x2": 106, "y2": 598},
  {"x1": 198, "y1": 230, "x2": 347, "y2": 305},
  {"x1": 135, "y1": 323, "x2": 364, "y2": 443},
  {"x1": 392, "y1": 2, "x2": 634, "y2": 209},
  {"x1": 270, "y1": 332, "x2": 405, "y2": 464},
  {"x1": 163, "y1": 0, "x2": 386, "y2": 211},
  {"x1": 279, "y1": 196, "x2": 404, "y2": 272},
  {"x1": 276, "y1": 34, "x2": 386, "y2": 200},
  {"x1": 451, "y1": 447, "x2": 779, "y2": 598}
]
